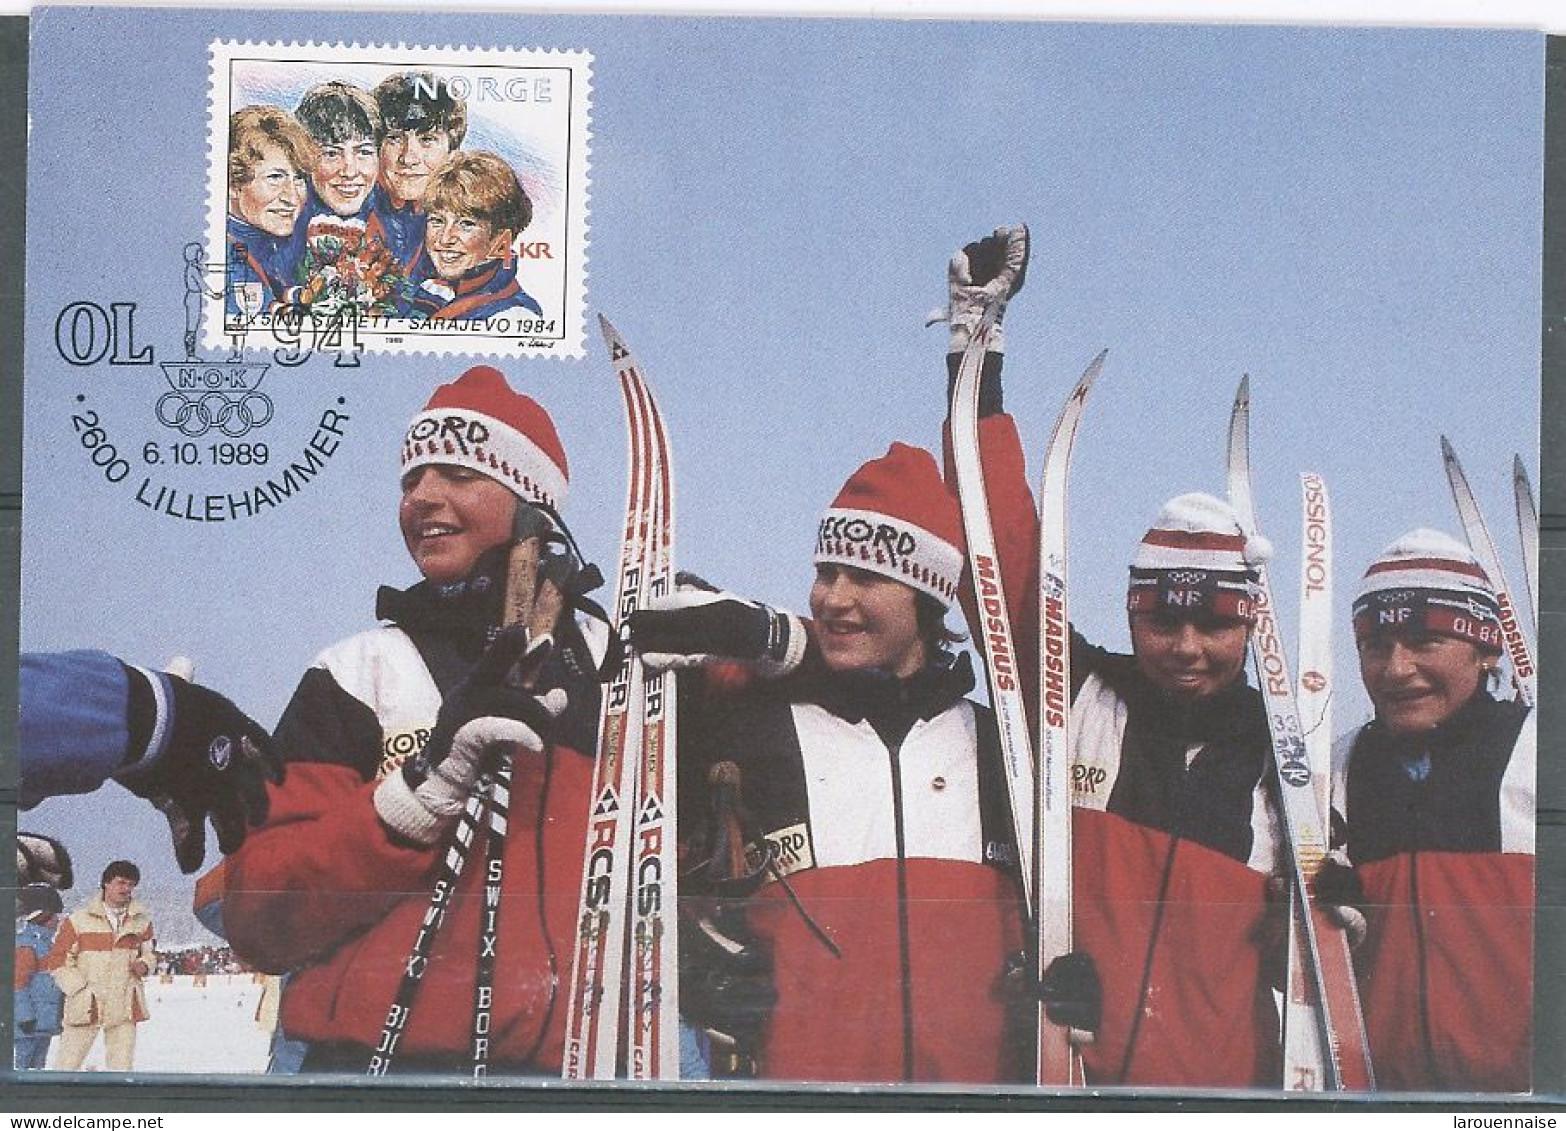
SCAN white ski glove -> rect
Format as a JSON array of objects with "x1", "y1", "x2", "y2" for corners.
[
  {"x1": 628, "y1": 574, "x2": 807, "y2": 678},
  {"x1": 927, "y1": 225, "x2": 1030, "y2": 355},
  {"x1": 374, "y1": 628, "x2": 566, "y2": 845}
]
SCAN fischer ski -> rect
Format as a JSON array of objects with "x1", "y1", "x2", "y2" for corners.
[
  {"x1": 613, "y1": 319, "x2": 682, "y2": 1081},
  {"x1": 561, "y1": 319, "x2": 656, "y2": 1080},
  {"x1": 1279, "y1": 470, "x2": 1334, "y2": 1090},
  {"x1": 1440, "y1": 437, "x2": 1536, "y2": 707},
  {"x1": 1034, "y1": 349, "x2": 1107, "y2": 1087},
  {"x1": 1227, "y1": 377, "x2": 1373, "y2": 1092},
  {"x1": 561, "y1": 315, "x2": 681, "y2": 1081},
  {"x1": 1513, "y1": 455, "x2": 1539, "y2": 633}
]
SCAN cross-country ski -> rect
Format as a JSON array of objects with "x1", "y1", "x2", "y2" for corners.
[
  {"x1": 1034, "y1": 348, "x2": 1107, "y2": 1087},
  {"x1": 1513, "y1": 455, "x2": 1540, "y2": 633},
  {"x1": 1440, "y1": 437, "x2": 1537, "y2": 707},
  {"x1": 1227, "y1": 378, "x2": 1373, "y2": 1092}
]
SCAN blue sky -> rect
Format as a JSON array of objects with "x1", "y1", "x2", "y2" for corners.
[{"x1": 20, "y1": 10, "x2": 1542, "y2": 943}]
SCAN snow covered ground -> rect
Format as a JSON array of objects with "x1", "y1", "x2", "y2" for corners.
[{"x1": 35, "y1": 975, "x2": 273, "y2": 1075}]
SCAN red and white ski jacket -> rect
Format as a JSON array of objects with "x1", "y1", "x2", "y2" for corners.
[
  {"x1": 956, "y1": 409, "x2": 1286, "y2": 1088},
  {"x1": 685, "y1": 658, "x2": 1030, "y2": 1085},
  {"x1": 1335, "y1": 694, "x2": 1534, "y2": 1093},
  {"x1": 223, "y1": 576, "x2": 604, "y2": 1074}
]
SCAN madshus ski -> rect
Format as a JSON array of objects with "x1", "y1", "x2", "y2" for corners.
[
  {"x1": 1227, "y1": 377, "x2": 1374, "y2": 1092},
  {"x1": 1441, "y1": 437, "x2": 1536, "y2": 708},
  {"x1": 948, "y1": 309, "x2": 1038, "y2": 930},
  {"x1": 1280, "y1": 470, "x2": 1334, "y2": 1090},
  {"x1": 1513, "y1": 455, "x2": 1539, "y2": 630},
  {"x1": 561, "y1": 315, "x2": 680, "y2": 1080},
  {"x1": 1033, "y1": 349, "x2": 1106, "y2": 1086},
  {"x1": 947, "y1": 307, "x2": 1107, "y2": 1087}
]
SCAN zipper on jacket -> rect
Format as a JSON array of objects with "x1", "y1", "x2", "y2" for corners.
[
  {"x1": 1118, "y1": 833, "x2": 1180, "y2": 1082},
  {"x1": 885, "y1": 737, "x2": 916, "y2": 1082},
  {"x1": 1119, "y1": 744, "x2": 1202, "y2": 1082}
]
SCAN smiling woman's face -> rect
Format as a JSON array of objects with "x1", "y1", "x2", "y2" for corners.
[
  {"x1": 398, "y1": 464, "x2": 517, "y2": 584},
  {"x1": 809, "y1": 563, "x2": 926, "y2": 678},
  {"x1": 1130, "y1": 610, "x2": 1251, "y2": 701},
  {"x1": 1358, "y1": 630, "x2": 1485, "y2": 734},
  {"x1": 426, "y1": 211, "x2": 510, "y2": 280},
  {"x1": 231, "y1": 143, "x2": 307, "y2": 237}
]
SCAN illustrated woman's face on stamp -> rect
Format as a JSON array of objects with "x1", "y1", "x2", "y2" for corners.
[
  {"x1": 314, "y1": 135, "x2": 380, "y2": 217},
  {"x1": 381, "y1": 128, "x2": 456, "y2": 206},
  {"x1": 230, "y1": 143, "x2": 308, "y2": 237},
  {"x1": 426, "y1": 212, "x2": 511, "y2": 279}
]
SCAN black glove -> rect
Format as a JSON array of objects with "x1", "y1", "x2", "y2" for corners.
[
  {"x1": 16, "y1": 831, "x2": 73, "y2": 889},
  {"x1": 1040, "y1": 951, "x2": 1102, "y2": 1036},
  {"x1": 374, "y1": 627, "x2": 564, "y2": 845},
  {"x1": 1314, "y1": 853, "x2": 1368, "y2": 949},
  {"x1": 115, "y1": 669, "x2": 283, "y2": 874},
  {"x1": 680, "y1": 901, "x2": 778, "y2": 1057},
  {"x1": 19, "y1": 1020, "x2": 36, "y2": 1035},
  {"x1": 628, "y1": 573, "x2": 805, "y2": 677}
]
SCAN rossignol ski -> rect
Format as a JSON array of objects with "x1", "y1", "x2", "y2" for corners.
[
  {"x1": 1034, "y1": 349, "x2": 1107, "y2": 1087},
  {"x1": 1440, "y1": 437, "x2": 1536, "y2": 707},
  {"x1": 1227, "y1": 377, "x2": 1374, "y2": 1091},
  {"x1": 1280, "y1": 470, "x2": 1333, "y2": 1090},
  {"x1": 561, "y1": 314, "x2": 681, "y2": 1080}
]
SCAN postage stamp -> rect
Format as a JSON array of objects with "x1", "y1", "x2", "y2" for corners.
[{"x1": 204, "y1": 41, "x2": 591, "y2": 359}]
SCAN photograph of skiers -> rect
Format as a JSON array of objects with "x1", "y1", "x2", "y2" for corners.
[
  {"x1": 372, "y1": 69, "x2": 468, "y2": 271},
  {"x1": 632, "y1": 441, "x2": 1029, "y2": 1084},
  {"x1": 45, "y1": 861, "x2": 157, "y2": 1072},
  {"x1": 19, "y1": 11, "x2": 1540, "y2": 1093},
  {"x1": 406, "y1": 152, "x2": 545, "y2": 320},
  {"x1": 1322, "y1": 530, "x2": 1535, "y2": 1092},
  {"x1": 213, "y1": 365, "x2": 613, "y2": 1074},
  {"x1": 18, "y1": 650, "x2": 283, "y2": 873},
  {"x1": 224, "y1": 105, "x2": 316, "y2": 318}
]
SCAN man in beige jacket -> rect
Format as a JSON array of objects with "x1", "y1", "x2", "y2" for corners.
[{"x1": 47, "y1": 860, "x2": 155, "y2": 1070}]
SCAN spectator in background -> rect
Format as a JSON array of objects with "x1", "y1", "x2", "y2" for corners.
[
  {"x1": 48, "y1": 861, "x2": 157, "y2": 1071},
  {"x1": 14, "y1": 884, "x2": 65, "y2": 1070}
]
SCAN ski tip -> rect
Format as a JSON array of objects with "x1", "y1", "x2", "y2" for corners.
[
  {"x1": 1439, "y1": 434, "x2": 1458, "y2": 462},
  {"x1": 597, "y1": 311, "x2": 616, "y2": 337},
  {"x1": 1514, "y1": 453, "x2": 1529, "y2": 479},
  {"x1": 1079, "y1": 348, "x2": 1110, "y2": 385},
  {"x1": 1237, "y1": 373, "x2": 1250, "y2": 397}
]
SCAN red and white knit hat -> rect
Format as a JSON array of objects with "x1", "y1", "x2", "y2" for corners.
[
  {"x1": 814, "y1": 443, "x2": 965, "y2": 608},
  {"x1": 1126, "y1": 492, "x2": 1269, "y2": 622},
  {"x1": 1352, "y1": 528, "x2": 1502, "y2": 654},
  {"x1": 401, "y1": 365, "x2": 569, "y2": 510}
]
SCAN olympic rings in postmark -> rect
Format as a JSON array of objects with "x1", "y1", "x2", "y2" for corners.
[{"x1": 205, "y1": 41, "x2": 591, "y2": 359}]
